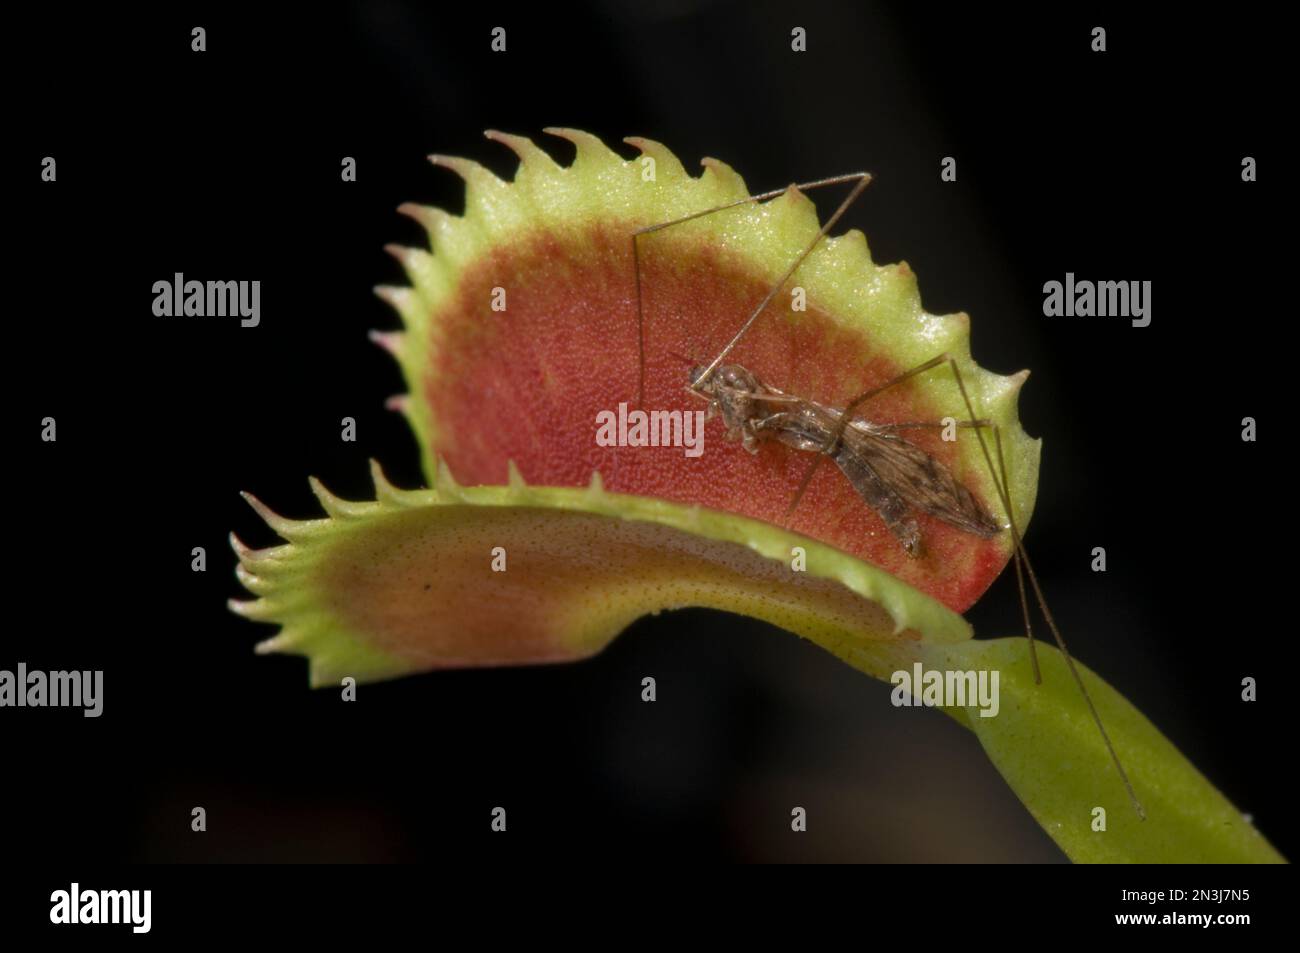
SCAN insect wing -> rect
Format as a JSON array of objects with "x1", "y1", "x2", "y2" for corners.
[{"x1": 838, "y1": 423, "x2": 1001, "y2": 539}]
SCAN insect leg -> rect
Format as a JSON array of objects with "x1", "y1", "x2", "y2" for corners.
[
  {"x1": 633, "y1": 172, "x2": 873, "y2": 406},
  {"x1": 868, "y1": 415, "x2": 1036, "y2": 676},
  {"x1": 875, "y1": 418, "x2": 992, "y2": 431},
  {"x1": 947, "y1": 358, "x2": 1146, "y2": 820},
  {"x1": 788, "y1": 366, "x2": 1029, "y2": 669},
  {"x1": 993, "y1": 426, "x2": 1037, "y2": 687},
  {"x1": 873, "y1": 417, "x2": 1037, "y2": 683}
]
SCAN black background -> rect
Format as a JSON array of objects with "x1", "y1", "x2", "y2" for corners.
[{"x1": 7, "y1": 1, "x2": 1290, "y2": 867}]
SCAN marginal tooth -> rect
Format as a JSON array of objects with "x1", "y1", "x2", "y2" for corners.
[
  {"x1": 506, "y1": 459, "x2": 526, "y2": 489},
  {"x1": 381, "y1": 243, "x2": 443, "y2": 306},
  {"x1": 833, "y1": 227, "x2": 871, "y2": 262},
  {"x1": 254, "y1": 630, "x2": 300, "y2": 655},
  {"x1": 308, "y1": 476, "x2": 354, "y2": 519},
  {"x1": 369, "y1": 458, "x2": 402, "y2": 504},
  {"x1": 428, "y1": 154, "x2": 506, "y2": 190},
  {"x1": 396, "y1": 202, "x2": 479, "y2": 271},
  {"x1": 384, "y1": 394, "x2": 410, "y2": 414},
  {"x1": 983, "y1": 367, "x2": 1031, "y2": 411},
  {"x1": 388, "y1": 242, "x2": 440, "y2": 278},
  {"x1": 623, "y1": 136, "x2": 687, "y2": 181},
  {"x1": 430, "y1": 154, "x2": 523, "y2": 232},
  {"x1": 229, "y1": 531, "x2": 253, "y2": 559},
  {"x1": 235, "y1": 563, "x2": 268, "y2": 594},
  {"x1": 814, "y1": 236, "x2": 867, "y2": 293},
  {"x1": 383, "y1": 243, "x2": 420, "y2": 267},
  {"x1": 700, "y1": 156, "x2": 749, "y2": 198},
  {"x1": 372, "y1": 286, "x2": 420, "y2": 335},
  {"x1": 484, "y1": 129, "x2": 561, "y2": 173},
  {"x1": 373, "y1": 284, "x2": 413, "y2": 309},
  {"x1": 759, "y1": 184, "x2": 820, "y2": 250},
  {"x1": 912, "y1": 312, "x2": 963, "y2": 353},
  {"x1": 890, "y1": 260, "x2": 921, "y2": 302},
  {"x1": 227, "y1": 597, "x2": 253, "y2": 617},
  {"x1": 397, "y1": 201, "x2": 457, "y2": 236},
  {"x1": 228, "y1": 532, "x2": 285, "y2": 567},
  {"x1": 240, "y1": 491, "x2": 302, "y2": 539},
  {"x1": 396, "y1": 200, "x2": 432, "y2": 223},
  {"x1": 434, "y1": 455, "x2": 461, "y2": 492},
  {"x1": 367, "y1": 329, "x2": 404, "y2": 355},
  {"x1": 542, "y1": 127, "x2": 623, "y2": 168},
  {"x1": 228, "y1": 597, "x2": 275, "y2": 621},
  {"x1": 586, "y1": 470, "x2": 605, "y2": 495},
  {"x1": 780, "y1": 181, "x2": 819, "y2": 214}
]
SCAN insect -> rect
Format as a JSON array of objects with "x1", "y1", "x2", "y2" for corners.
[
  {"x1": 631, "y1": 171, "x2": 1147, "y2": 820},
  {"x1": 686, "y1": 360, "x2": 1001, "y2": 557}
]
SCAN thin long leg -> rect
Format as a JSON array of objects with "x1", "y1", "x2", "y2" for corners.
[
  {"x1": 800, "y1": 402, "x2": 1036, "y2": 672},
  {"x1": 948, "y1": 358, "x2": 1145, "y2": 820},
  {"x1": 867, "y1": 416, "x2": 1036, "y2": 682},
  {"x1": 781, "y1": 363, "x2": 1040, "y2": 695},
  {"x1": 995, "y1": 427, "x2": 1039, "y2": 685},
  {"x1": 785, "y1": 360, "x2": 1038, "y2": 681},
  {"x1": 941, "y1": 369, "x2": 1039, "y2": 684},
  {"x1": 827, "y1": 359, "x2": 1139, "y2": 815},
  {"x1": 875, "y1": 418, "x2": 992, "y2": 431},
  {"x1": 870, "y1": 412, "x2": 1039, "y2": 686},
  {"x1": 633, "y1": 172, "x2": 872, "y2": 406}
]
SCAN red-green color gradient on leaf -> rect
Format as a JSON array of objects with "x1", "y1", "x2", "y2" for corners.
[
  {"x1": 376, "y1": 130, "x2": 1039, "y2": 613},
  {"x1": 230, "y1": 462, "x2": 970, "y2": 688},
  {"x1": 228, "y1": 466, "x2": 1284, "y2": 863}
]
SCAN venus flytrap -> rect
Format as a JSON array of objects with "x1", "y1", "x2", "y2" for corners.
[{"x1": 230, "y1": 130, "x2": 1283, "y2": 863}]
